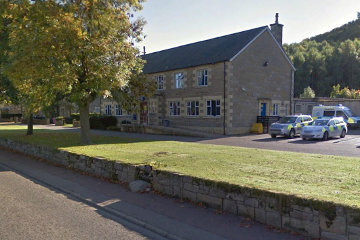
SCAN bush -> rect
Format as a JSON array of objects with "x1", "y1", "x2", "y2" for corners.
[
  {"x1": 56, "y1": 116, "x2": 64, "y2": 120},
  {"x1": 89, "y1": 115, "x2": 117, "y2": 130},
  {"x1": 107, "y1": 126, "x2": 121, "y2": 131},
  {"x1": 121, "y1": 120, "x2": 132, "y2": 124},
  {"x1": 1, "y1": 113, "x2": 22, "y2": 119},
  {"x1": 70, "y1": 113, "x2": 80, "y2": 121},
  {"x1": 300, "y1": 86, "x2": 315, "y2": 98}
]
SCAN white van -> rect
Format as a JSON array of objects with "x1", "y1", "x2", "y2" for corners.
[{"x1": 312, "y1": 105, "x2": 360, "y2": 127}]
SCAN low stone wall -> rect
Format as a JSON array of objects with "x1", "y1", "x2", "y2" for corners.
[{"x1": 1, "y1": 137, "x2": 360, "y2": 240}]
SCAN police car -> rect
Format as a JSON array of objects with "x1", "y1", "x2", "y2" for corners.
[
  {"x1": 300, "y1": 117, "x2": 347, "y2": 141},
  {"x1": 312, "y1": 105, "x2": 360, "y2": 128},
  {"x1": 269, "y1": 115, "x2": 313, "y2": 138}
]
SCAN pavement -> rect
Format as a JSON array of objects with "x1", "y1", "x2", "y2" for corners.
[
  {"x1": 34, "y1": 124, "x2": 360, "y2": 158},
  {"x1": 0, "y1": 149, "x2": 308, "y2": 240}
]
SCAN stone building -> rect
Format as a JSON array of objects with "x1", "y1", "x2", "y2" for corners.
[{"x1": 94, "y1": 15, "x2": 295, "y2": 135}]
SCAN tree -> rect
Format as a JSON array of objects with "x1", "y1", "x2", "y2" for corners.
[
  {"x1": 300, "y1": 86, "x2": 316, "y2": 98},
  {"x1": 5, "y1": 0, "x2": 149, "y2": 144}
]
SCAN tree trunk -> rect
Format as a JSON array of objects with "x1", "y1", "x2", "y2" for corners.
[
  {"x1": 79, "y1": 101, "x2": 91, "y2": 145},
  {"x1": 27, "y1": 114, "x2": 33, "y2": 135}
]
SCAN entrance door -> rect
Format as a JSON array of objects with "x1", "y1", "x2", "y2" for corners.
[
  {"x1": 140, "y1": 102, "x2": 148, "y2": 125},
  {"x1": 260, "y1": 103, "x2": 267, "y2": 116}
]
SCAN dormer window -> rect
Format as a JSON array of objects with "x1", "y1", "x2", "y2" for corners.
[{"x1": 197, "y1": 69, "x2": 208, "y2": 86}]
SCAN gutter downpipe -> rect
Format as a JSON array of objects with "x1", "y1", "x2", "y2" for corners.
[{"x1": 223, "y1": 61, "x2": 226, "y2": 135}]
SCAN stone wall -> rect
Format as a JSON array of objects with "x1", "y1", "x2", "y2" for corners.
[{"x1": 1, "y1": 137, "x2": 359, "y2": 240}]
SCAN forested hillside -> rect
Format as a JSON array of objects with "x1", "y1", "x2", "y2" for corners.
[{"x1": 284, "y1": 18, "x2": 360, "y2": 97}]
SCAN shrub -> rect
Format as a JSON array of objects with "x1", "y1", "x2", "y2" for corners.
[
  {"x1": 107, "y1": 126, "x2": 121, "y2": 131},
  {"x1": 121, "y1": 120, "x2": 132, "y2": 124},
  {"x1": 70, "y1": 113, "x2": 80, "y2": 121},
  {"x1": 89, "y1": 115, "x2": 117, "y2": 130},
  {"x1": 56, "y1": 116, "x2": 64, "y2": 120},
  {"x1": 1, "y1": 113, "x2": 22, "y2": 119}
]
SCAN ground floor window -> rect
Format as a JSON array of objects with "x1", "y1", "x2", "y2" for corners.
[
  {"x1": 169, "y1": 101, "x2": 180, "y2": 116},
  {"x1": 272, "y1": 103, "x2": 279, "y2": 116},
  {"x1": 105, "y1": 105, "x2": 112, "y2": 116},
  {"x1": 187, "y1": 101, "x2": 199, "y2": 116},
  {"x1": 115, "y1": 105, "x2": 122, "y2": 116},
  {"x1": 206, "y1": 100, "x2": 220, "y2": 116}
]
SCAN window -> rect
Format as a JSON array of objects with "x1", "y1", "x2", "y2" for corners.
[
  {"x1": 169, "y1": 102, "x2": 181, "y2": 116},
  {"x1": 115, "y1": 105, "x2": 122, "y2": 116},
  {"x1": 307, "y1": 105, "x2": 313, "y2": 114},
  {"x1": 94, "y1": 106, "x2": 100, "y2": 113},
  {"x1": 157, "y1": 75, "x2": 164, "y2": 90},
  {"x1": 324, "y1": 110, "x2": 335, "y2": 117},
  {"x1": 187, "y1": 101, "x2": 199, "y2": 116},
  {"x1": 207, "y1": 100, "x2": 220, "y2": 116},
  {"x1": 272, "y1": 104, "x2": 279, "y2": 116},
  {"x1": 105, "y1": 105, "x2": 112, "y2": 116},
  {"x1": 336, "y1": 111, "x2": 348, "y2": 119},
  {"x1": 295, "y1": 104, "x2": 301, "y2": 113},
  {"x1": 197, "y1": 69, "x2": 208, "y2": 86},
  {"x1": 175, "y1": 73, "x2": 184, "y2": 89}
]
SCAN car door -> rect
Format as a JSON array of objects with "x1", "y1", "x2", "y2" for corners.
[
  {"x1": 295, "y1": 117, "x2": 302, "y2": 134},
  {"x1": 328, "y1": 120, "x2": 337, "y2": 137}
]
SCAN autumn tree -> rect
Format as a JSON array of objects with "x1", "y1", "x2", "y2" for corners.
[
  {"x1": 300, "y1": 86, "x2": 315, "y2": 98},
  {"x1": 5, "y1": 0, "x2": 148, "y2": 143}
]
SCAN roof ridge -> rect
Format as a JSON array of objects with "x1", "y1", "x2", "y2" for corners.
[{"x1": 143, "y1": 25, "x2": 268, "y2": 56}]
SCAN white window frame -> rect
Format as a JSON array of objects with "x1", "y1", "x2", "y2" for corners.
[
  {"x1": 206, "y1": 100, "x2": 221, "y2": 116},
  {"x1": 187, "y1": 101, "x2": 199, "y2": 116},
  {"x1": 272, "y1": 103, "x2": 279, "y2": 116},
  {"x1": 197, "y1": 69, "x2": 208, "y2": 86},
  {"x1": 169, "y1": 101, "x2": 181, "y2": 116},
  {"x1": 157, "y1": 75, "x2": 164, "y2": 90},
  {"x1": 115, "y1": 105, "x2": 122, "y2": 116},
  {"x1": 105, "y1": 105, "x2": 112, "y2": 116},
  {"x1": 175, "y1": 73, "x2": 184, "y2": 89}
]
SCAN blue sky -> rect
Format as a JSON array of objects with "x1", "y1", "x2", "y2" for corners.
[{"x1": 136, "y1": 0, "x2": 360, "y2": 54}]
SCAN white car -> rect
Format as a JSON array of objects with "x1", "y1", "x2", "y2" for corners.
[{"x1": 301, "y1": 117, "x2": 347, "y2": 141}]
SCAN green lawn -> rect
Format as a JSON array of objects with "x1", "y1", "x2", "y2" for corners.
[{"x1": 1, "y1": 124, "x2": 360, "y2": 208}]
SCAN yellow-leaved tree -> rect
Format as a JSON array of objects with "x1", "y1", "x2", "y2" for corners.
[{"x1": 4, "y1": 0, "x2": 151, "y2": 144}]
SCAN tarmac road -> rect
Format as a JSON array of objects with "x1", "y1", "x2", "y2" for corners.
[{"x1": 0, "y1": 149, "x2": 307, "y2": 240}]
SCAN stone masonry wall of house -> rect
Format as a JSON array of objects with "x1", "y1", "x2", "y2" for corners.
[
  {"x1": 1, "y1": 137, "x2": 360, "y2": 239},
  {"x1": 147, "y1": 62, "x2": 226, "y2": 134},
  {"x1": 228, "y1": 30, "x2": 293, "y2": 134}
]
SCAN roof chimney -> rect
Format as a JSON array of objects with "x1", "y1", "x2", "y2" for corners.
[{"x1": 270, "y1": 13, "x2": 283, "y2": 45}]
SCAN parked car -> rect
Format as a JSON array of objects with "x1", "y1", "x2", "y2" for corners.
[
  {"x1": 312, "y1": 104, "x2": 360, "y2": 128},
  {"x1": 269, "y1": 115, "x2": 313, "y2": 138},
  {"x1": 301, "y1": 117, "x2": 347, "y2": 141}
]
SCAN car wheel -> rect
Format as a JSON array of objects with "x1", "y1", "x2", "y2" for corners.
[
  {"x1": 322, "y1": 131, "x2": 329, "y2": 141},
  {"x1": 340, "y1": 129, "x2": 346, "y2": 138},
  {"x1": 271, "y1": 134, "x2": 276, "y2": 138},
  {"x1": 288, "y1": 129, "x2": 295, "y2": 139}
]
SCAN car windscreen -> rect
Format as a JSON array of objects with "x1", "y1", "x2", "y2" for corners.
[
  {"x1": 312, "y1": 119, "x2": 329, "y2": 126},
  {"x1": 344, "y1": 109, "x2": 354, "y2": 117},
  {"x1": 278, "y1": 117, "x2": 297, "y2": 123}
]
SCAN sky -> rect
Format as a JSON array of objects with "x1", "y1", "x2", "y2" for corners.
[{"x1": 135, "y1": 0, "x2": 360, "y2": 54}]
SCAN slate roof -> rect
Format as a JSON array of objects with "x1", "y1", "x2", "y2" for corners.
[{"x1": 142, "y1": 26, "x2": 268, "y2": 74}]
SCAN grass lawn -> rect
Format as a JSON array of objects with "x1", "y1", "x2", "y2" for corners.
[{"x1": 1, "y1": 124, "x2": 360, "y2": 208}]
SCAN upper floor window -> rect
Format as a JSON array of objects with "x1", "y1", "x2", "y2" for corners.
[
  {"x1": 115, "y1": 105, "x2": 122, "y2": 116},
  {"x1": 157, "y1": 75, "x2": 164, "y2": 90},
  {"x1": 169, "y1": 101, "x2": 180, "y2": 116},
  {"x1": 197, "y1": 69, "x2": 208, "y2": 86},
  {"x1": 207, "y1": 100, "x2": 220, "y2": 116},
  {"x1": 175, "y1": 73, "x2": 184, "y2": 89},
  {"x1": 187, "y1": 101, "x2": 199, "y2": 116},
  {"x1": 105, "y1": 105, "x2": 112, "y2": 116}
]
